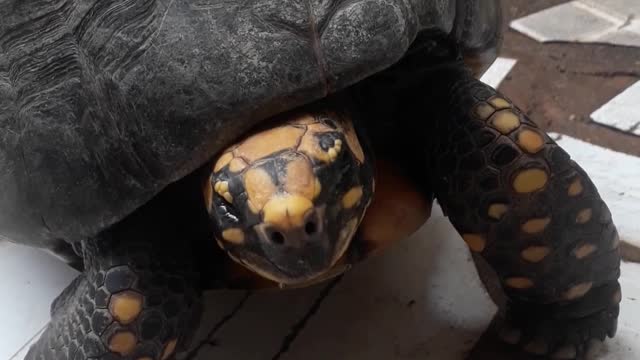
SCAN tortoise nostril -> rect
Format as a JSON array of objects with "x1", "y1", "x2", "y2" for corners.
[
  {"x1": 270, "y1": 231, "x2": 285, "y2": 245},
  {"x1": 305, "y1": 221, "x2": 317, "y2": 235}
]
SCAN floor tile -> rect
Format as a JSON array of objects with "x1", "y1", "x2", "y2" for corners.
[{"x1": 591, "y1": 80, "x2": 640, "y2": 136}]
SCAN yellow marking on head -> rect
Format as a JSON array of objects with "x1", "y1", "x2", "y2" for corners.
[
  {"x1": 521, "y1": 246, "x2": 551, "y2": 263},
  {"x1": 491, "y1": 110, "x2": 521, "y2": 134},
  {"x1": 234, "y1": 126, "x2": 304, "y2": 162},
  {"x1": 334, "y1": 218, "x2": 359, "y2": 264},
  {"x1": 214, "y1": 181, "x2": 233, "y2": 203},
  {"x1": 576, "y1": 208, "x2": 593, "y2": 224},
  {"x1": 228, "y1": 157, "x2": 248, "y2": 172},
  {"x1": 290, "y1": 114, "x2": 318, "y2": 125},
  {"x1": 342, "y1": 186, "x2": 363, "y2": 209},
  {"x1": 488, "y1": 203, "x2": 508, "y2": 220},
  {"x1": 284, "y1": 155, "x2": 320, "y2": 200},
  {"x1": 489, "y1": 97, "x2": 511, "y2": 109},
  {"x1": 109, "y1": 331, "x2": 137, "y2": 355},
  {"x1": 161, "y1": 339, "x2": 178, "y2": 360},
  {"x1": 505, "y1": 277, "x2": 534, "y2": 289},
  {"x1": 244, "y1": 167, "x2": 277, "y2": 214},
  {"x1": 524, "y1": 339, "x2": 548, "y2": 355},
  {"x1": 213, "y1": 152, "x2": 234, "y2": 173},
  {"x1": 214, "y1": 181, "x2": 226, "y2": 193},
  {"x1": 327, "y1": 140, "x2": 342, "y2": 162},
  {"x1": 573, "y1": 243, "x2": 597, "y2": 259},
  {"x1": 552, "y1": 346, "x2": 577, "y2": 359},
  {"x1": 342, "y1": 118, "x2": 365, "y2": 163},
  {"x1": 298, "y1": 122, "x2": 341, "y2": 163},
  {"x1": 564, "y1": 282, "x2": 593, "y2": 300},
  {"x1": 109, "y1": 291, "x2": 143, "y2": 325},
  {"x1": 522, "y1": 217, "x2": 551, "y2": 234},
  {"x1": 568, "y1": 178, "x2": 584, "y2": 197},
  {"x1": 462, "y1": 234, "x2": 486, "y2": 252},
  {"x1": 263, "y1": 195, "x2": 314, "y2": 230},
  {"x1": 612, "y1": 289, "x2": 622, "y2": 304},
  {"x1": 517, "y1": 130, "x2": 545, "y2": 154},
  {"x1": 474, "y1": 103, "x2": 495, "y2": 120},
  {"x1": 513, "y1": 168, "x2": 548, "y2": 193},
  {"x1": 222, "y1": 228, "x2": 245, "y2": 244}
]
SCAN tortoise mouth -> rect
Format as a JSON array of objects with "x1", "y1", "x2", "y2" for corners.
[{"x1": 230, "y1": 246, "x2": 338, "y2": 286}]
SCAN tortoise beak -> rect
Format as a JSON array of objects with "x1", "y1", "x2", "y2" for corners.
[{"x1": 254, "y1": 205, "x2": 336, "y2": 282}]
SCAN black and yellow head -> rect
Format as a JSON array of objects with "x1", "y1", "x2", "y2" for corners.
[{"x1": 204, "y1": 110, "x2": 374, "y2": 286}]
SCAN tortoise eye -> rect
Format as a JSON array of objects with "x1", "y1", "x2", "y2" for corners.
[{"x1": 318, "y1": 134, "x2": 338, "y2": 152}]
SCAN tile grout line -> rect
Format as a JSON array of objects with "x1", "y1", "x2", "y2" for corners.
[
  {"x1": 270, "y1": 275, "x2": 344, "y2": 360},
  {"x1": 184, "y1": 291, "x2": 253, "y2": 360}
]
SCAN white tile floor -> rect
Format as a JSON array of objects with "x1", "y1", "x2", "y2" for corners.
[
  {"x1": 0, "y1": 242, "x2": 78, "y2": 359},
  {"x1": 2, "y1": 57, "x2": 640, "y2": 359},
  {"x1": 186, "y1": 205, "x2": 496, "y2": 360}
]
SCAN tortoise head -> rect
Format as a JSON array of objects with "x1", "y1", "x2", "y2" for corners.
[{"x1": 204, "y1": 109, "x2": 374, "y2": 286}]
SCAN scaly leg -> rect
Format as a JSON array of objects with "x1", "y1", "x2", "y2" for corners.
[
  {"x1": 362, "y1": 60, "x2": 622, "y2": 358},
  {"x1": 26, "y1": 181, "x2": 205, "y2": 360}
]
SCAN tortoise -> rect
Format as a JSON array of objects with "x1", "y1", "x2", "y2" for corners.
[{"x1": 0, "y1": 0, "x2": 622, "y2": 359}]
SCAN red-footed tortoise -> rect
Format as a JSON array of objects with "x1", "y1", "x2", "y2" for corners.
[{"x1": 0, "y1": 0, "x2": 620, "y2": 359}]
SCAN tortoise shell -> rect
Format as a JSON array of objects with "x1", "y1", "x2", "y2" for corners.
[{"x1": 0, "y1": 0, "x2": 501, "y2": 251}]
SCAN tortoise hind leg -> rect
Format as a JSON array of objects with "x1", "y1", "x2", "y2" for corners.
[
  {"x1": 26, "y1": 185, "x2": 206, "y2": 360},
  {"x1": 397, "y1": 66, "x2": 620, "y2": 358}
]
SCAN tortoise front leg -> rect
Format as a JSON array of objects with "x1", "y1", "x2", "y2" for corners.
[
  {"x1": 399, "y1": 66, "x2": 621, "y2": 358},
  {"x1": 26, "y1": 185, "x2": 205, "y2": 360}
]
